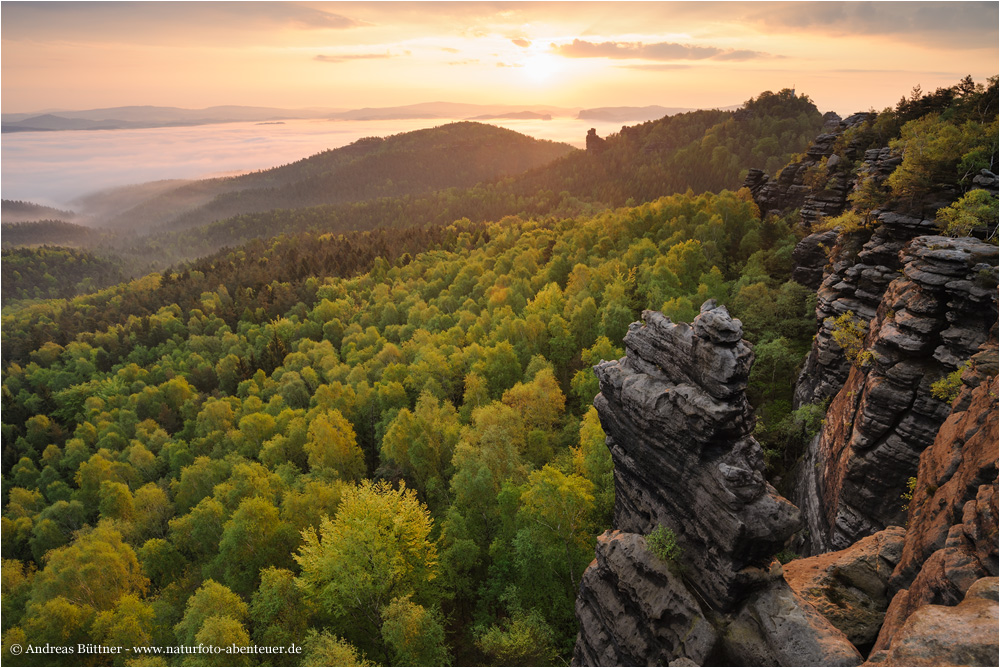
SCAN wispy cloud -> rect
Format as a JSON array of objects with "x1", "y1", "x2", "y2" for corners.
[
  {"x1": 745, "y1": 1, "x2": 997, "y2": 50},
  {"x1": 314, "y1": 52, "x2": 404, "y2": 64},
  {"x1": 511, "y1": 38, "x2": 532, "y2": 48},
  {"x1": 620, "y1": 63, "x2": 694, "y2": 72},
  {"x1": 552, "y1": 39, "x2": 772, "y2": 62}
]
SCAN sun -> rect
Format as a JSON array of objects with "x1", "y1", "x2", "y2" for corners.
[{"x1": 520, "y1": 52, "x2": 562, "y2": 84}]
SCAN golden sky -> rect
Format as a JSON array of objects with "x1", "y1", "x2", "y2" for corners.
[{"x1": 2, "y1": 1, "x2": 997, "y2": 115}]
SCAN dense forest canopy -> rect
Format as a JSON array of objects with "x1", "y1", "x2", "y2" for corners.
[{"x1": 2, "y1": 78, "x2": 996, "y2": 666}]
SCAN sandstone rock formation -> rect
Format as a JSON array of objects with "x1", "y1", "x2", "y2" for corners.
[
  {"x1": 586, "y1": 128, "x2": 607, "y2": 154},
  {"x1": 743, "y1": 112, "x2": 870, "y2": 224},
  {"x1": 573, "y1": 531, "x2": 719, "y2": 666},
  {"x1": 793, "y1": 235, "x2": 998, "y2": 554},
  {"x1": 573, "y1": 303, "x2": 862, "y2": 666},
  {"x1": 866, "y1": 348, "x2": 999, "y2": 660},
  {"x1": 866, "y1": 577, "x2": 999, "y2": 667},
  {"x1": 784, "y1": 527, "x2": 905, "y2": 646},
  {"x1": 593, "y1": 302, "x2": 800, "y2": 609}
]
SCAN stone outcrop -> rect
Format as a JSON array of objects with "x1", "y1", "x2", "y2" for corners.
[
  {"x1": 866, "y1": 578, "x2": 999, "y2": 667},
  {"x1": 793, "y1": 236, "x2": 999, "y2": 554},
  {"x1": 586, "y1": 128, "x2": 607, "y2": 154},
  {"x1": 865, "y1": 349, "x2": 999, "y2": 659},
  {"x1": 784, "y1": 527, "x2": 905, "y2": 646},
  {"x1": 744, "y1": 112, "x2": 871, "y2": 224},
  {"x1": 723, "y1": 578, "x2": 864, "y2": 667},
  {"x1": 792, "y1": 211, "x2": 942, "y2": 408},
  {"x1": 593, "y1": 302, "x2": 800, "y2": 609},
  {"x1": 573, "y1": 531, "x2": 719, "y2": 666},
  {"x1": 574, "y1": 303, "x2": 861, "y2": 666},
  {"x1": 792, "y1": 229, "x2": 839, "y2": 289}
]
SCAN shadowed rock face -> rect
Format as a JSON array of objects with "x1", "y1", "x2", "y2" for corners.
[
  {"x1": 574, "y1": 302, "x2": 861, "y2": 667},
  {"x1": 866, "y1": 349, "x2": 999, "y2": 660},
  {"x1": 794, "y1": 235, "x2": 998, "y2": 554},
  {"x1": 593, "y1": 302, "x2": 800, "y2": 610},
  {"x1": 573, "y1": 531, "x2": 719, "y2": 667}
]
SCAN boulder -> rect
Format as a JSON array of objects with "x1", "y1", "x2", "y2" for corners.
[
  {"x1": 724, "y1": 578, "x2": 863, "y2": 666},
  {"x1": 866, "y1": 578, "x2": 999, "y2": 667},
  {"x1": 784, "y1": 527, "x2": 905, "y2": 645},
  {"x1": 572, "y1": 531, "x2": 719, "y2": 666}
]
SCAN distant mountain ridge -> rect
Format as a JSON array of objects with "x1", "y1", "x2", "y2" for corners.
[
  {"x1": 1, "y1": 102, "x2": 575, "y2": 132},
  {"x1": 2, "y1": 101, "x2": 740, "y2": 133}
]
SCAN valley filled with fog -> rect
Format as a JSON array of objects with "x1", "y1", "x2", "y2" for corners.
[{"x1": 1, "y1": 116, "x2": 627, "y2": 215}]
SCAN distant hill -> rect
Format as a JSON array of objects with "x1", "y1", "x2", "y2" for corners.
[
  {"x1": 1, "y1": 105, "x2": 339, "y2": 132},
  {"x1": 1, "y1": 102, "x2": 575, "y2": 132},
  {"x1": 117, "y1": 90, "x2": 827, "y2": 268},
  {"x1": 577, "y1": 106, "x2": 696, "y2": 123},
  {"x1": 0, "y1": 220, "x2": 103, "y2": 248},
  {"x1": 1, "y1": 199, "x2": 76, "y2": 223},
  {"x1": 327, "y1": 102, "x2": 573, "y2": 121},
  {"x1": 100, "y1": 121, "x2": 576, "y2": 233},
  {"x1": 467, "y1": 111, "x2": 553, "y2": 121},
  {"x1": 1, "y1": 245, "x2": 125, "y2": 300}
]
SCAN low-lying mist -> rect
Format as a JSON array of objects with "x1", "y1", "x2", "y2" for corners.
[{"x1": 1, "y1": 116, "x2": 616, "y2": 224}]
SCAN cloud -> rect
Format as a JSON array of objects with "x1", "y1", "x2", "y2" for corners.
[
  {"x1": 2, "y1": 2, "x2": 369, "y2": 44},
  {"x1": 553, "y1": 39, "x2": 772, "y2": 62},
  {"x1": 511, "y1": 37, "x2": 532, "y2": 48},
  {"x1": 440, "y1": 47, "x2": 461, "y2": 54},
  {"x1": 712, "y1": 49, "x2": 772, "y2": 62},
  {"x1": 619, "y1": 63, "x2": 694, "y2": 71},
  {"x1": 314, "y1": 52, "x2": 399, "y2": 63},
  {"x1": 744, "y1": 1, "x2": 997, "y2": 49},
  {"x1": 496, "y1": 62, "x2": 524, "y2": 68},
  {"x1": 448, "y1": 59, "x2": 481, "y2": 66}
]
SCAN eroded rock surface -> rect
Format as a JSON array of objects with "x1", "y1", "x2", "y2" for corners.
[
  {"x1": 866, "y1": 578, "x2": 999, "y2": 667},
  {"x1": 784, "y1": 527, "x2": 905, "y2": 646},
  {"x1": 593, "y1": 302, "x2": 800, "y2": 609},
  {"x1": 793, "y1": 236, "x2": 998, "y2": 554},
  {"x1": 724, "y1": 578, "x2": 863, "y2": 667},
  {"x1": 572, "y1": 531, "x2": 718, "y2": 667},
  {"x1": 867, "y1": 353, "x2": 999, "y2": 658},
  {"x1": 574, "y1": 303, "x2": 861, "y2": 666}
]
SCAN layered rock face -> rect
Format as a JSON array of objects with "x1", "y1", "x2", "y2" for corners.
[
  {"x1": 794, "y1": 236, "x2": 999, "y2": 554},
  {"x1": 744, "y1": 112, "x2": 870, "y2": 225},
  {"x1": 593, "y1": 303, "x2": 800, "y2": 608},
  {"x1": 574, "y1": 303, "x2": 862, "y2": 666},
  {"x1": 867, "y1": 348, "x2": 999, "y2": 662},
  {"x1": 792, "y1": 211, "x2": 940, "y2": 408}
]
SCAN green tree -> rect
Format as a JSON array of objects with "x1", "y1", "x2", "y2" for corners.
[
  {"x1": 380, "y1": 595, "x2": 451, "y2": 666},
  {"x1": 174, "y1": 580, "x2": 248, "y2": 646},
  {"x1": 294, "y1": 480, "x2": 439, "y2": 662},
  {"x1": 304, "y1": 408, "x2": 365, "y2": 481}
]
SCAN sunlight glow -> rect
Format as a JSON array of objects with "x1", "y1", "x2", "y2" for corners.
[{"x1": 520, "y1": 52, "x2": 562, "y2": 83}]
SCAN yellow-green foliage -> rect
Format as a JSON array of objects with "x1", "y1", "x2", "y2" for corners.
[
  {"x1": 936, "y1": 190, "x2": 999, "y2": 241},
  {"x1": 647, "y1": 525, "x2": 682, "y2": 562},
  {"x1": 931, "y1": 360, "x2": 971, "y2": 403},
  {"x1": 816, "y1": 210, "x2": 867, "y2": 234},
  {"x1": 830, "y1": 311, "x2": 872, "y2": 367}
]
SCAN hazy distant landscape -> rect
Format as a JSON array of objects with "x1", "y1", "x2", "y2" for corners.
[{"x1": 1, "y1": 111, "x2": 668, "y2": 208}]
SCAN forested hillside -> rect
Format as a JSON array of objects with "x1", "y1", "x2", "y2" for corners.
[
  {"x1": 99, "y1": 122, "x2": 576, "y2": 235},
  {"x1": 1, "y1": 188, "x2": 816, "y2": 666},
  {"x1": 106, "y1": 89, "x2": 825, "y2": 269},
  {"x1": 1, "y1": 201, "x2": 76, "y2": 224},
  {"x1": 1, "y1": 246, "x2": 125, "y2": 301}
]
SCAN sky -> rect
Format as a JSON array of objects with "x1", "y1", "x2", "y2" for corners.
[{"x1": 2, "y1": 1, "x2": 998, "y2": 116}]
